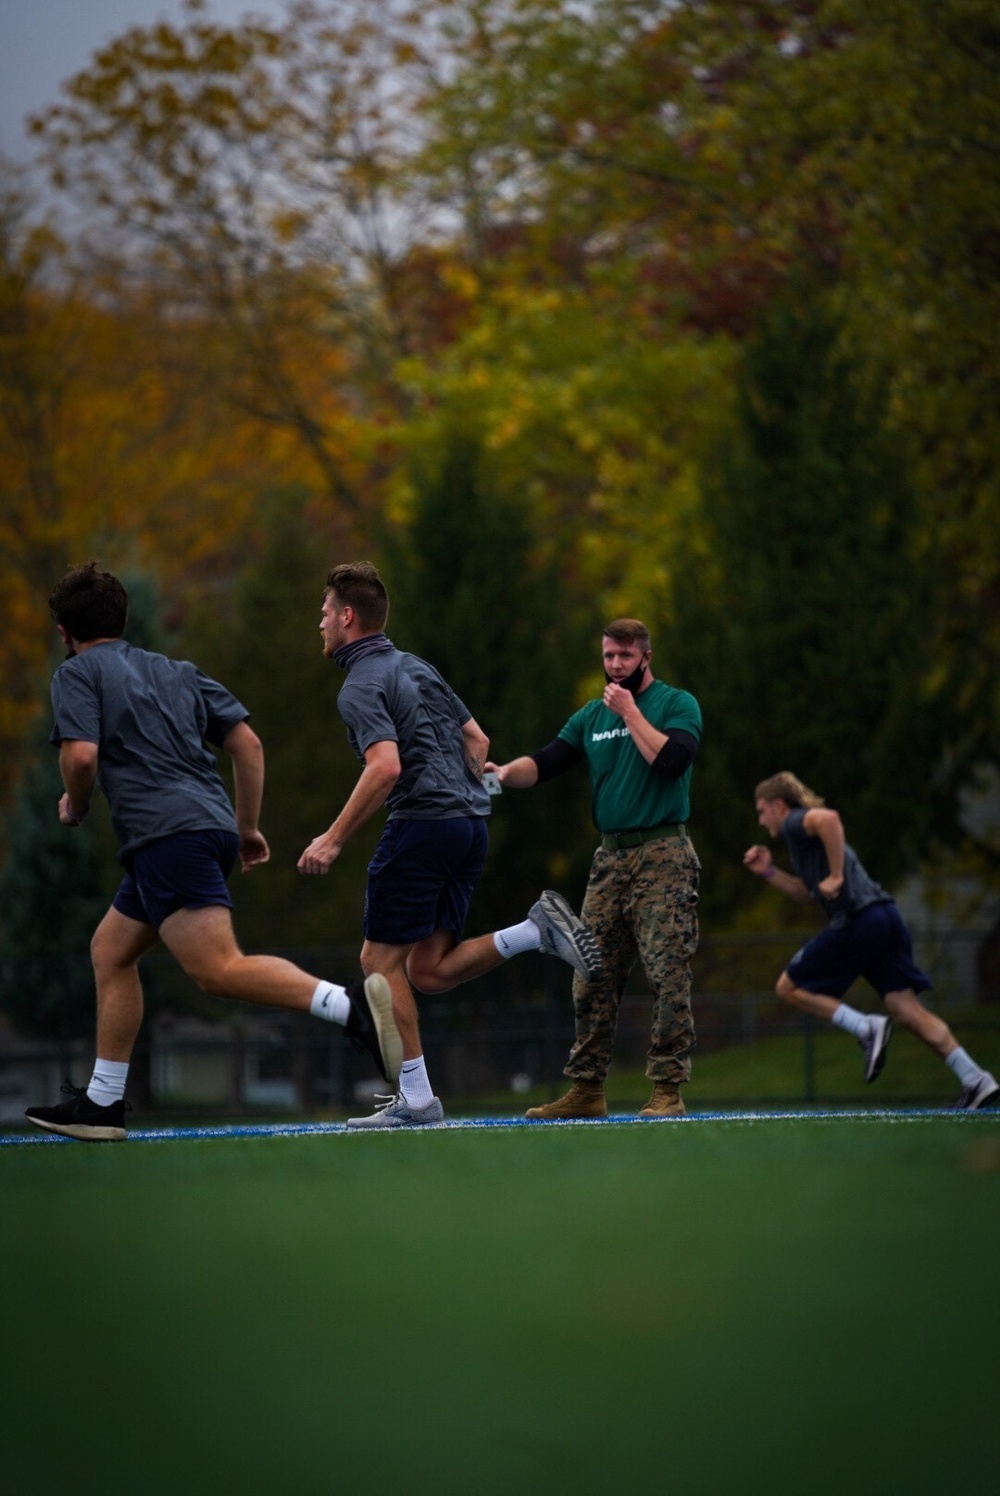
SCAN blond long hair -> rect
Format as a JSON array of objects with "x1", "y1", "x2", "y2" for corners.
[{"x1": 754, "y1": 772, "x2": 825, "y2": 808}]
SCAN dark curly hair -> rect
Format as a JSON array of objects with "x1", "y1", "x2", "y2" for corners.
[{"x1": 49, "y1": 561, "x2": 128, "y2": 642}]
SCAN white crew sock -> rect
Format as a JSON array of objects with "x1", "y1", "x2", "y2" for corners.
[
  {"x1": 945, "y1": 1046, "x2": 985, "y2": 1088},
  {"x1": 399, "y1": 1056, "x2": 434, "y2": 1108},
  {"x1": 831, "y1": 1003, "x2": 870, "y2": 1040},
  {"x1": 309, "y1": 981, "x2": 351, "y2": 1026},
  {"x1": 493, "y1": 918, "x2": 542, "y2": 960},
  {"x1": 87, "y1": 1058, "x2": 130, "y2": 1107}
]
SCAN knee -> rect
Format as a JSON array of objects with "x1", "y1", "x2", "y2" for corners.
[
  {"x1": 90, "y1": 925, "x2": 124, "y2": 976},
  {"x1": 405, "y1": 959, "x2": 452, "y2": 996},
  {"x1": 196, "y1": 971, "x2": 230, "y2": 999},
  {"x1": 184, "y1": 955, "x2": 238, "y2": 999}
]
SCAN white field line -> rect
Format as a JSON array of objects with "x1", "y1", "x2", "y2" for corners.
[{"x1": 3, "y1": 1106, "x2": 998, "y2": 1145}]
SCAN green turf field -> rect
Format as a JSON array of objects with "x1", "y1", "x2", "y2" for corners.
[{"x1": 3, "y1": 1116, "x2": 997, "y2": 1496}]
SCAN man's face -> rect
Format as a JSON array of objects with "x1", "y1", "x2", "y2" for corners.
[
  {"x1": 602, "y1": 636, "x2": 650, "y2": 682},
  {"x1": 756, "y1": 797, "x2": 788, "y2": 839},
  {"x1": 320, "y1": 593, "x2": 351, "y2": 658}
]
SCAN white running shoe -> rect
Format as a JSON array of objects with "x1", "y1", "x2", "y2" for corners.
[{"x1": 346, "y1": 1093, "x2": 445, "y2": 1130}]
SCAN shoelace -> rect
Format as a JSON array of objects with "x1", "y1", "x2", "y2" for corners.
[
  {"x1": 370, "y1": 1093, "x2": 400, "y2": 1112},
  {"x1": 58, "y1": 1079, "x2": 131, "y2": 1114}
]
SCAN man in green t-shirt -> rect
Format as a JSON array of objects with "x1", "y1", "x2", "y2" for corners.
[{"x1": 488, "y1": 618, "x2": 702, "y2": 1119}]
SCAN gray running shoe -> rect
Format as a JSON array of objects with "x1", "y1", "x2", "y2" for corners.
[
  {"x1": 859, "y1": 1014, "x2": 892, "y2": 1083},
  {"x1": 528, "y1": 889, "x2": 602, "y2": 981},
  {"x1": 346, "y1": 1093, "x2": 445, "y2": 1130},
  {"x1": 951, "y1": 1072, "x2": 999, "y2": 1110}
]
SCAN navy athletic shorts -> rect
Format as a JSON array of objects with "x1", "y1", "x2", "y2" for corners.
[
  {"x1": 786, "y1": 900, "x2": 931, "y2": 1000},
  {"x1": 364, "y1": 815, "x2": 489, "y2": 946},
  {"x1": 112, "y1": 829, "x2": 240, "y2": 932}
]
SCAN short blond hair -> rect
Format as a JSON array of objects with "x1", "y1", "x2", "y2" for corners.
[{"x1": 755, "y1": 772, "x2": 825, "y2": 809}]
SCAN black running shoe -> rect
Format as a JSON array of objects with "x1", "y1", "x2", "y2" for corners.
[
  {"x1": 344, "y1": 974, "x2": 403, "y2": 1086},
  {"x1": 25, "y1": 1082, "x2": 129, "y2": 1142}
]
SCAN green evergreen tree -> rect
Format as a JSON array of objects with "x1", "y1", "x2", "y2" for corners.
[
  {"x1": 666, "y1": 296, "x2": 947, "y2": 920},
  {"x1": 185, "y1": 489, "x2": 376, "y2": 952},
  {"x1": 0, "y1": 716, "x2": 107, "y2": 1041},
  {"x1": 382, "y1": 430, "x2": 597, "y2": 924}
]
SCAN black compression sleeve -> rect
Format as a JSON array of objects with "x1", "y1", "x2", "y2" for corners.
[
  {"x1": 651, "y1": 728, "x2": 699, "y2": 779},
  {"x1": 531, "y1": 737, "x2": 585, "y2": 783}
]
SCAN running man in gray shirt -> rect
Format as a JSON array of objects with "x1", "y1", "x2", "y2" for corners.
[
  {"x1": 25, "y1": 562, "x2": 402, "y2": 1142},
  {"x1": 298, "y1": 561, "x2": 601, "y2": 1128},
  {"x1": 744, "y1": 770, "x2": 997, "y2": 1108}
]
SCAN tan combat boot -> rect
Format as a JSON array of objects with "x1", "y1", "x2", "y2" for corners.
[
  {"x1": 638, "y1": 1083, "x2": 687, "y2": 1118},
  {"x1": 525, "y1": 1080, "x2": 607, "y2": 1120}
]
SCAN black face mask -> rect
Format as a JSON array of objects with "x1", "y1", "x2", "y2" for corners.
[{"x1": 604, "y1": 656, "x2": 648, "y2": 696}]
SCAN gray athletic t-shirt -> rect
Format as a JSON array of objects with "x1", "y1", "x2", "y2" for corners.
[
  {"x1": 337, "y1": 649, "x2": 491, "y2": 820},
  {"x1": 50, "y1": 639, "x2": 248, "y2": 859},
  {"x1": 781, "y1": 807, "x2": 891, "y2": 928}
]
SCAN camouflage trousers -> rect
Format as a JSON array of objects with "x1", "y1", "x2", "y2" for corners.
[{"x1": 565, "y1": 834, "x2": 700, "y2": 1086}]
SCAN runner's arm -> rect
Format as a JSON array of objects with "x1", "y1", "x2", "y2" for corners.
[
  {"x1": 298, "y1": 738, "x2": 400, "y2": 874},
  {"x1": 803, "y1": 807, "x2": 846, "y2": 897},
  {"x1": 223, "y1": 721, "x2": 270, "y2": 870},
  {"x1": 57, "y1": 739, "x2": 98, "y2": 825},
  {"x1": 742, "y1": 844, "x2": 811, "y2": 901}
]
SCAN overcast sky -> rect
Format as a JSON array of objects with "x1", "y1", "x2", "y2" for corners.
[{"x1": 0, "y1": 0, "x2": 290, "y2": 160}]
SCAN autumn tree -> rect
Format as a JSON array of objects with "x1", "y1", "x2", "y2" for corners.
[
  {"x1": 28, "y1": 0, "x2": 450, "y2": 528},
  {"x1": 0, "y1": 164, "x2": 88, "y2": 795}
]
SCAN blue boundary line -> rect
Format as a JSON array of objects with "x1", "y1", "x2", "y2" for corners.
[{"x1": 2, "y1": 1106, "x2": 997, "y2": 1145}]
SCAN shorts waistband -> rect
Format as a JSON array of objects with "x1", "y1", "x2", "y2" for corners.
[{"x1": 600, "y1": 822, "x2": 686, "y2": 851}]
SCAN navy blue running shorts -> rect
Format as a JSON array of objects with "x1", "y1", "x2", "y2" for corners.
[
  {"x1": 113, "y1": 829, "x2": 240, "y2": 932},
  {"x1": 364, "y1": 816, "x2": 489, "y2": 946},
  {"x1": 786, "y1": 900, "x2": 931, "y2": 1000}
]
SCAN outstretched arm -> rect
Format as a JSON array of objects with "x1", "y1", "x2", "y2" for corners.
[{"x1": 486, "y1": 754, "x2": 540, "y2": 789}]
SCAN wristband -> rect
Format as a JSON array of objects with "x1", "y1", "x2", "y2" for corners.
[{"x1": 763, "y1": 866, "x2": 776, "y2": 880}]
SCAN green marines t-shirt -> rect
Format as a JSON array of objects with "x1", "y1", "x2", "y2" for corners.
[{"x1": 559, "y1": 681, "x2": 701, "y2": 832}]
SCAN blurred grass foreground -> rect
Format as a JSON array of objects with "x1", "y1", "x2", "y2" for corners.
[{"x1": 2, "y1": 1115, "x2": 998, "y2": 1496}]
